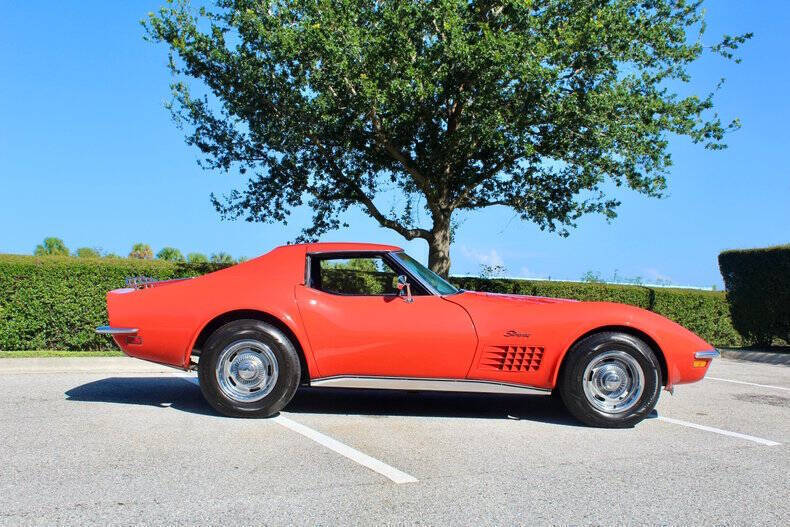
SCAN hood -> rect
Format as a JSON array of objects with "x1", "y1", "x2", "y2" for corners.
[{"x1": 459, "y1": 290, "x2": 579, "y2": 305}]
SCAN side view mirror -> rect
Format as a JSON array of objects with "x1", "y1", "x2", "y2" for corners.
[{"x1": 396, "y1": 275, "x2": 413, "y2": 303}]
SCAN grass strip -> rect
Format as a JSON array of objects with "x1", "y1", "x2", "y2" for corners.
[{"x1": 0, "y1": 350, "x2": 125, "y2": 358}]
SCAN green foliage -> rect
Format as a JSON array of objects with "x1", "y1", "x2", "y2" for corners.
[
  {"x1": 34, "y1": 237, "x2": 69, "y2": 257},
  {"x1": 156, "y1": 246, "x2": 185, "y2": 261},
  {"x1": 325, "y1": 257, "x2": 379, "y2": 272},
  {"x1": 320, "y1": 258, "x2": 395, "y2": 294},
  {"x1": 187, "y1": 252, "x2": 209, "y2": 263},
  {"x1": 0, "y1": 254, "x2": 231, "y2": 351},
  {"x1": 321, "y1": 269, "x2": 395, "y2": 295},
  {"x1": 0, "y1": 254, "x2": 740, "y2": 350},
  {"x1": 580, "y1": 270, "x2": 604, "y2": 283},
  {"x1": 74, "y1": 247, "x2": 101, "y2": 258},
  {"x1": 0, "y1": 350, "x2": 124, "y2": 358},
  {"x1": 144, "y1": 0, "x2": 750, "y2": 274},
  {"x1": 451, "y1": 276, "x2": 741, "y2": 347},
  {"x1": 210, "y1": 252, "x2": 235, "y2": 264},
  {"x1": 129, "y1": 243, "x2": 154, "y2": 259},
  {"x1": 718, "y1": 245, "x2": 790, "y2": 346},
  {"x1": 479, "y1": 264, "x2": 508, "y2": 279}
]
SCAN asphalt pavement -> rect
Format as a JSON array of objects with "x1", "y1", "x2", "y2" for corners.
[{"x1": 0, "y1": 356, "x2": 787, "y2": 525}]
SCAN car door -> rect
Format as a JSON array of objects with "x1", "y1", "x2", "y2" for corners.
[{"x1": 294, "y1": 252, "x2": 478, "y2": 379}]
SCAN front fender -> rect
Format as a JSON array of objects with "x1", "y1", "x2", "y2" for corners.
[{"x1": 550, "y1": 303, "x2": 713, "y2": 388}]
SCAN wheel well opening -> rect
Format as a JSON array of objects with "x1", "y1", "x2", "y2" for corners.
[
  {"x1": 192, "y1": 309, "x2": 310, "y2": 384},
  {"x1": 556, "y1": 326, "x2": 668, "y2": 388}
]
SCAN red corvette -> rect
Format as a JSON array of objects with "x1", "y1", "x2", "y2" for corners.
[{"x1": 96, "y1": 242, "x2": 718, "y2": 427}]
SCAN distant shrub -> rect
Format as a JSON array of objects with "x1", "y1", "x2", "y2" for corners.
[
  {"x1": 34, "y1": 237, "x2": 69, "y2": 257},
  {"x1": 210, "y1": 252, "x2": 235, "y2": 264},
  {"x1": 718, "y1": 245, "x2": 790, "y2": 346},
  {"x1": 129, "y1": 243, "x2": 153, "y2": 260},
  {"x1": 187, "y1": 252, "x2": 209, "y2": 263},
  {"x1": 580, "y1": 270, "x2": 604, "y2": 283},
  {"x1": 74, "y1": 247, "x2": 100, "y2": 258},
  {"x1": 479, "y1": 264, "x2": 507, "y2": 279},
  {"x1": 156, "y1": 247, "x2": 185, "y2": 262}
]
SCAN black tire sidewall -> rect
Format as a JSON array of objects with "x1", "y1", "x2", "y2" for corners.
[
  {"x1": 560, "y1": 332, "x2": 661, "y2": 428},
  {"x1": 198, "y1": 319, "x2": 301, "y2": 417}
]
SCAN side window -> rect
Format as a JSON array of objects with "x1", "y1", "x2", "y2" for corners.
[{"x1": 314, "y1": 256, "x2": 399, "y2": 296}]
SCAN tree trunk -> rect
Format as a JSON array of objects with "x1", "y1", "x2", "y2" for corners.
[{"x1": 427, "y1": 214, "x2": 452, "y2": 278}]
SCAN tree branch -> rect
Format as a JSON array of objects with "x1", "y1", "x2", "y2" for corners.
[
  {"x1": 450, "y1": 153, "x2": 521, "y2": 209},
  {"x1": 354, "y1": 189, "x2": 432, "y2": 240},
  {"x1": 368, "y1": 108, "x2": 433, "y2": 196},
  {"x1": 446, "y1": 83, "x2": 465, "y2": 137},
  {"x1": 307, "y1": 134, "x2": 431, "y2": 240}
]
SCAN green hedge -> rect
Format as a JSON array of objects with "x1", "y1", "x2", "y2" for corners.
[
  {"x1": 718, "y1": 245, "x2": 790, "y2": 346},
  {"x1": 0, "y1": 255, "x2": 228, "y2": 351},
  {"x1": 0, "y1": 254, "x2": 742, "y2": 351}
]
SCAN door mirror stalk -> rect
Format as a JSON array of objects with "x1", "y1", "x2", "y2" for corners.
[{"x1": 396, "y1": 275, "x2": 413, "y2": 303}]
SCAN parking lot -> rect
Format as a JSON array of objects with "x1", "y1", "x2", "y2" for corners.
[{"x1": 0, "y1": 357, "x2": 787, "y2": 525}]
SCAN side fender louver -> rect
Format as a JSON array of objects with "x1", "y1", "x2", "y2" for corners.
[{"x1": 481, "y1": 346, "x2": 545, "y2": 372}]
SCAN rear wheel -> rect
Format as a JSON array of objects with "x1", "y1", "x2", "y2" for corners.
[
  {"x1": 559, "y1": 332, "x2": 661, "y2": 428},
  {"x1": 198, "y1": 319, "x2": 300, "y2": 418}
]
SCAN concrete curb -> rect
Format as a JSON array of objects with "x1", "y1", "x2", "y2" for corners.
[{"x1": 720, "y1": 349, "x2": 790, "y2": 367}]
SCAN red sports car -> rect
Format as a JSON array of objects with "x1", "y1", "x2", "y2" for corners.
[{"x1": 96, "y1": 242, "x2": 718, "y2": 427}]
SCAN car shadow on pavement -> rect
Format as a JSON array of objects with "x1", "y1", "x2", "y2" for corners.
[
  {"x1": 287, "y1": 387, "x2": 585, "y2": 427},
  {"x1": 65, "y1": 377, "x2": 217, "y2": 417},
  {"x1": 65, "y1": 377, "x2": 584, "y2": 427}
]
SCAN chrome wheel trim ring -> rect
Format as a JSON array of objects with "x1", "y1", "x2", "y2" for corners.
[
  {"x1": 215, "y1": 339, "x2": 279, "y2": 403},
  {"x1": 582, "y1": 350, "x2": 645, "y2": 414}
]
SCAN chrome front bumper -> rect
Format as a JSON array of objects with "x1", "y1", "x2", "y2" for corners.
[
  {"x1": 694, "y1": 349, "x2": 721, "y2": 360},
  {"x1": 95, "y1": 326, "x2": 138, "y2": 335}
]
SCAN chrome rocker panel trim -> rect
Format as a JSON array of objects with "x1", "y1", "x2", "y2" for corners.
[
  {"x1": 95, "y1": 326, "x2": 138, "y2": 335},
  {"x1": 694, "y1": 349, "x2": 721, "y2": 360},
  {"x1": 309, "y1": 375, "x2": 551, "y2": 395}
]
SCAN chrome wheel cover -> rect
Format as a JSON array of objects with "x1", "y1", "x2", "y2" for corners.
[
  {"x1": 215, "y1": 340, "x2": 279, "y2": 403},
  {"x1": 582, "y1": 350, "x2": 644, "y2": 414}
]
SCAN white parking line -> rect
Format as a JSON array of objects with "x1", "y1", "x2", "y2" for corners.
[
  {"x1": 655, "y1": 416, "x2": 781, "y2": 446},
  {"x1": 274, "y1": 414, "x2": 418, "y2": 484},
  {"x1": 706, "y1": 377, "x2": 790, "y2": 391},
  {"x1": 182, "y1": 376, "x2": 417, "y2": 484}
]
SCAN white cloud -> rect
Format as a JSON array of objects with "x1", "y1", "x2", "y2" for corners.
[{"x1": 459, "y1": 245, "x2": 504, "y2": 267}]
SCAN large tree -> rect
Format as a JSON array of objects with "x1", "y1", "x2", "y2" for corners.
[{"x1": 145, "y1": 0, "x2": 749, "y2": 276}]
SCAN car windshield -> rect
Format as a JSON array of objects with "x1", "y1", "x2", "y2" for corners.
[{"x1": 392, "y1": 252, "x2": 460, "y2": 295}]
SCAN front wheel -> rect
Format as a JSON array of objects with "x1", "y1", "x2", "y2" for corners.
[
  {"x1": 198, "y1": 319, "x2": 301, "y2": 418},
  {"x1": 559, "y1": 332, "x2": 661, "y2": 428}
]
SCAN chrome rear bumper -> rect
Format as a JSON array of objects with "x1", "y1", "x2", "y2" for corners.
[
  {"x1": 95, "y1": 326, "x2": 138, "y2": 335},
  {"x1": 694, "y1": 349, "x2": 721, "y2": 360}
]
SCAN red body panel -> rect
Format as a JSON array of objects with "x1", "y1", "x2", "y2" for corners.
[
  {"x1": 108, "y1": 245, "x2": 314, "y2": 372},
  {"x1": 294, "y1": 285, "x2": 477, "y2": 378},
  {"x1": 105, "y1": 242, "x2": 714, "y2": 389},
  {"x1": 446, "y1": 292, "x2": 711, "y2": 388}
]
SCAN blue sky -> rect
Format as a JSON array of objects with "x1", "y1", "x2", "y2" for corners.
[{"x1": 1, "y1": 2, "x2": 787, "y2": 288}]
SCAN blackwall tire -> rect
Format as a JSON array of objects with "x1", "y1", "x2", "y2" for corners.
[
  {"x1": 197, "y1": 319, "x2": 301, "y2": 418},
  {"x1": 559, "y1": 332, "x2": 661, "y2": 428}
]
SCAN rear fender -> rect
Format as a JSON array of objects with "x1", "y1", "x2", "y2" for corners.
[{"x1": 186, "y1": 306, "x2": 319, "y2": 378}]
